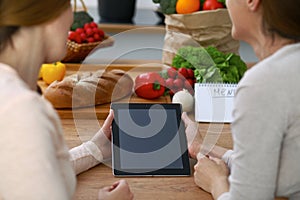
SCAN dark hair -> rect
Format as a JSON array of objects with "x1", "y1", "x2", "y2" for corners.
[
  {"x1": 0, "y1": 26, "x2": 19, "y2": 52},
  {"x1": 0, "y1": 0, "x2": 71, "y2": 52},
  {"x1": 261, "y1": 0, "x2": 300, "y2": 41}
]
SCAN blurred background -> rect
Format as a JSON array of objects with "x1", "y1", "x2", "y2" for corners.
[
  {"x1": 74, "y1": 0, "x2": 258, "y2": 64},
  {"x1": 83, "y1": 0, "x2": 155, "y2": 9}
]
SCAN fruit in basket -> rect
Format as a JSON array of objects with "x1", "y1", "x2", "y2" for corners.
[
  {"x1": 68, "y1": 22, "x2": 105, "y2": 44},
  {"x1": 176, "y1": 0, "x2": 200, "y2": 14},
  {"x1": 40, "y1": 62, "x2": 66, "y2": 85}
]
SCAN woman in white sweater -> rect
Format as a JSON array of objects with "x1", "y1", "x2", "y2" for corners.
[
  {"x1": 182, "y1": 0, "x2": 300, "y2": 199},
  {"x1": 0, "y1": 0, "x2": 133, "y2": 199}
]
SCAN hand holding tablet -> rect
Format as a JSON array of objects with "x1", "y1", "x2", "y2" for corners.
[{"x1": 111, "y1": 103, "x2": 190, "y2": 176}]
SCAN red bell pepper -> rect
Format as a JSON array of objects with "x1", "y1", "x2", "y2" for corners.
[{"x1": 134, "y1": 72, "x2": 165, "y2": 99}]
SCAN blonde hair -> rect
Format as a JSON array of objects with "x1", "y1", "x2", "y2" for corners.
[{"x1": 0, "y1": 0, "x2": 71, "y2": 51}]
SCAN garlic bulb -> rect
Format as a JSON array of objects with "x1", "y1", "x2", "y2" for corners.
[{"x1": 172, "y1": 89, "x2": 194, "y2": 113}]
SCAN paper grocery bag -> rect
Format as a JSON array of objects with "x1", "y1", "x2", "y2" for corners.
[{"x1": 163, "y1": 9, "x2": 240, "y2": 66}]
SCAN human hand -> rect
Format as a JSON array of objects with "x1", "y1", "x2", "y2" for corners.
[
  {"x1": 91, "y1": 109, "x2": 114, "y2": 160},
  {"x1": 194, "y1": 154, "x2": 229, "y2": 199},
  {"x1": 181, "y1": 112, "x2": 203, "y2": 159},
  {"x1": 98, "y1": 180, "x2": 134, "y2": 200}
]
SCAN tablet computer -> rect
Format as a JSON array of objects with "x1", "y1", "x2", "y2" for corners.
[{"x1": 111, "y1": 103, "x2": 190, "y2": 176}]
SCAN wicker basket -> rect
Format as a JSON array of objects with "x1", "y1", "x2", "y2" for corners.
[
  {"x1": 62, "y1": 35, "x2": 114, "y2": 63},
  {"x1": 62, "y1": 0, "x2": 114, "y2": 63}
]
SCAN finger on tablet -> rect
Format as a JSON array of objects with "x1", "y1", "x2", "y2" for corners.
[{"x1": 182, "y1": 112, "x2": 193, "y2": 125}]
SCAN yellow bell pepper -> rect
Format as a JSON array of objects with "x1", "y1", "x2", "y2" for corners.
[{"x1": 40, "y1": 62, "x2": 66, "y2": 85}]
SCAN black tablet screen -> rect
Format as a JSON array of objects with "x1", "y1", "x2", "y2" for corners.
[{"x1": 111, "y1": 103, "x2": 190, "y2": 176}]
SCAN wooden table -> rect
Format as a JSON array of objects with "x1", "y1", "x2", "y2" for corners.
[
  {"x1": 62, "y1": 119, "x2": 227, "y2": 200},
  {"x1": 43, "y1": 63, "x2": 286, "y2": 200},
  {"x1": 62, "y1": 119, "x2": 287, "y2": 200},
  {"x1": 39, "y1": 63, "x2": 227, "y2": 199}
]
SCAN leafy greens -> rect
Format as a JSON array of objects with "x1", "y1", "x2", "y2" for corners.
[{"x1": 172, "y1": 46, "x2": 247, "y2": 83}]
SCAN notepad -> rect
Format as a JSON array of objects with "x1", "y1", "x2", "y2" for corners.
[{"x1": 194, "y1": 83, "x2": 237, "y2": 123}]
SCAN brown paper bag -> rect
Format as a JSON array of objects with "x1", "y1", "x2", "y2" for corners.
[{"x1": 163, "y1": 9, "x2": 240, "y2": 66}]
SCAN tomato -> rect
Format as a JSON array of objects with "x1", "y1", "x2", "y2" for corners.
[
  {"x1": 184, "y1": 78, "x2": 195, "y2": 89},
  {"x1": 167, "y1": 67, "x2": 177, "y2": 78},
  {"x1": 87, "y1": 37, "x2": 95, "y2": 43},
  {"x1": 165, "y1": 77, "x2": 175, "y2": 90},
  {"x1": 68, "y1": 22, "x2": 105, "y2": 43},
  {"x1": 97, "y1": 29, "x2": 105, "y2": 38},
  {"x1": 68, "y1": 32, "x2": 80, "y2": 43},
  {"x1": 203, "y1": 0, "x2": 224, "y2": 10},
  {"x1": 90, "y1": 22, "x2": 98, "y2": 28},
  {"x1": 178, "y1": 68, "x2": 189, "y2": 79},
  {"x1": 41, "y1": 62, "x2": 66, "y2": 85},
  {"x1": 93, "y1": 33, "x2": 101, "y2": 41},
  {"x1": 186, "y1": 68, "x2": 195, "y2": 78},
  {"x1": 173, "y1": 78, "x2": 183, "y2": 90},
  {"x1": 134, "y1": 72, "x2": 165, "y2": 99}
]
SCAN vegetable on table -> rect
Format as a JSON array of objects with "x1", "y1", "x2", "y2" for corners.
[
  {"x1": 172, "y1": 46, "x2": 247, "y2": 84},
  {"x1": 153, "y1": 0, "x2": 226, "y2": 14},
  {"x1": 217, "y1": 0, "x2": 226, "y2": 6},
  {"x1": 172, "y1": 89, "x2": 194, "y2": 113},
  {"x1": 203, "y1": 0, "x2": 225, "y2": 10},
  {"x1": 160, "y1": 66, "x2": 196, "y2": 96},
  {"x1": 172, "y1": 46, "x2": 214, "y2": 69},
  {"x1": 152, "y1": 0, "x2": 178, "y2": 15},
  {"x1": 134, "y1": 72, "x2": 166, "y2": 99},
  {"x1": 40, "y1": 62, "x2": 66, "y2": 85}
]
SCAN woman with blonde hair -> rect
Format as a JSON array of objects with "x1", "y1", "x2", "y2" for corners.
[{"x1": 0, "y1": 0, "x2": 133, "y2": 199}]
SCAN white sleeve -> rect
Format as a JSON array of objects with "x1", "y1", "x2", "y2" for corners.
[
  {"x1": 223, "y1": 76, "x2": 285, "y2": 200},
  {"x1": 221, "y1": 150, "x2": 234, "y2": 170},
  {"x1": 218, "y1": 192, "x2": 230, "y2": 200},
  {"x1": 0, "y1": 95, "x2": 73, "y2": 200},
  {"x1": 69, "y1": 141, "x2": 104, "y2": 175}
]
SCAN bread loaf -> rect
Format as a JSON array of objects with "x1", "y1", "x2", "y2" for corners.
[{"x1": 43, "y1": 69, "x2": 133, "y2": 108}]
